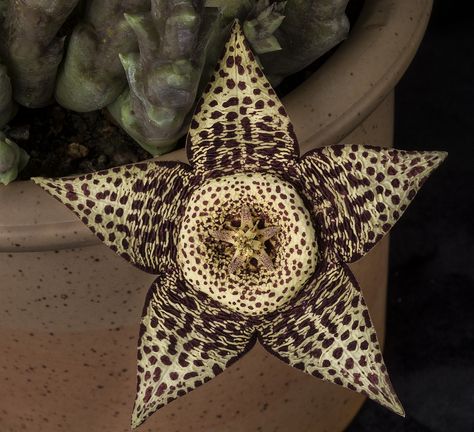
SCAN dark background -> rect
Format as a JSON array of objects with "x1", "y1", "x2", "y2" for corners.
[{"x1": 347, "y1": 1, "x2": 474, "y2": 431}]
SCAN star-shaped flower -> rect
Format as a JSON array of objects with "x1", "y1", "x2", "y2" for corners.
[{"x1": 33, "y1": 22, "x2": 446, "y2": 429}]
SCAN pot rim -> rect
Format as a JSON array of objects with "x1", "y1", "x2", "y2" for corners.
[{"x1": 0, "y1": 0, "x2": 433, "y2": 252}]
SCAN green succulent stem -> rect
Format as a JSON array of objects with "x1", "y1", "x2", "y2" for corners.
[
  {"x1": 109, "y1": 0, "x2": 211, "y2": 154},
  {"x1": 258, "y1": 0, "x2": 350, "y2": 85},
  {"x1": 0, "y1": 0, "x2": 80, "y2": 108},
  {"x1": 243, "y1": 1, "x2": 286, "y2": 54},
  {"x1": 0, "y1": 0, "x2": 349, "y2": 161},
  {"x1": 0, "y1": 63, "x2": 16, "y2": 127},
  {"x1": 204, "y1": 0, "x2": 253, "y2": 19},
  {"x1": 110, "y1": 0, "x2": 289, "y2": 154},
  {"x1": 55, "y1": 0, "x2": 149, "y2": 112},
  {"x1": 0, "y1": 132, "x2": 29, "y2": 185}
]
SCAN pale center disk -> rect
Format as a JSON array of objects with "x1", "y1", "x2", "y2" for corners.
[{"x1": 177, "y1": 172, "x2": 318, "y2": 316}]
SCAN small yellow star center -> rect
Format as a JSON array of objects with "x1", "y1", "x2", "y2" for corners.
[{"x1": 210, "y1": 205, "x2": 279, "y2": 274}]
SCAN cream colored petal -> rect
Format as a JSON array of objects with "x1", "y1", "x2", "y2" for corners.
[
  {"x1": 298, "y1": 145, "x2": 447, "y2": 263},
  {"x1": 133, "y1": 269, "x2": 257, "y2": 429},
  {"x1": 33, "y1": 161, "x2": 194, "y2": 274},
  {"x1": 186, "y1": 21, "x2": 299, "y2": 177},
  {"x1": 259, "y1": 262, "x2": 404, "y2": 417}
]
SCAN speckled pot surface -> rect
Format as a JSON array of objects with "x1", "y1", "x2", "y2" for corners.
[{"x1": 0, "y1": 1, "x2": 432, "y2": 431}]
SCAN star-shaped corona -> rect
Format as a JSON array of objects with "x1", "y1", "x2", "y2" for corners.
[
  {"x1": 209, "y1": 204, "x2": 279, "y2": 274},
  {"x1": 33, "y1": 22, "x2": 447, "y2": 429}
]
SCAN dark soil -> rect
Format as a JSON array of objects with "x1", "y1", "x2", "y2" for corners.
[{"x1": 4, "y1": 105, "x2": 151, "y2": 179}]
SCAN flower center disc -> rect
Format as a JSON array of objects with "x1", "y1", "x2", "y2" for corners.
[{"x1": 177, "y1": 172, "x2": 318, "y2": 316}]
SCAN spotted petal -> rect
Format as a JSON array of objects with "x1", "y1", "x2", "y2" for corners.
[
  {"x1": 258, "y1": 262, "x2": 404, "y2": 416},
  {"x1": 32, "y1": 161, "x2": 194, "y2": 274},
  {"x1": 133, "y1": 268, "x2": 257, "y2": 428},
  {"x1": 297, "y1": 145, "x2": 447, "y2": 262},
  {"x1": 186, "y1": 21, "x2": 299, "y2": 177}
]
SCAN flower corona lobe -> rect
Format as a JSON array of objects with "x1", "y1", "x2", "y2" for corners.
[{"x1": 177, "y1": 172, "x2": 318, "y2": 315}]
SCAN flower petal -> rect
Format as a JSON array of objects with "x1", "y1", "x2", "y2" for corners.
[
  {"x1": 133, "y1": 268, "x2": 257, "y2": 428},
  {"x1": 32, "y1": 161, "x2": 194, "y2": 274},
  {"x1": 297, "y1": 145, "x2": 447, "y2": 262},
  {"x1": 258, "y1": 262, "x2": 404, "y2": 416},
  {"x1": 186, "y1": 21, "x2": 299, "y2": 177}
]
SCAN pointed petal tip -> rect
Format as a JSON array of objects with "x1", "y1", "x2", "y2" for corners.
[
  {"x1": 388, "y1": 395, "x2": 406, "y2": 418},
  {"x1": 31, "y1": 176, "x2": 44, "y2": 185},
  {"x1": 130, "y1": 403, "x2": 149, "y2": 430},
  {"x1": 32, "y1": 176, "x2": 70, "y2": 198},
  {"x1": 419, "y1": 149, "x2": 447, "y2": 180},
  {"x1": 229, "y1": 19, "x2": 251, "y2": 46},
  {"x1": 130, "y1": 417, "x2": 142, "y2": 430},
  {"x1": 31, "y1": 176, "x2": 54, "y2": 191},
  {"x1": 378, "y1": 377, "x2": 405, "y2": 418},
  {"x1": 426, "y1": 150, "x2": 448, "y2": 171},
  {"x1": 436, "y1": 150, "x2": 448, "y2": 163},
  {"x1": 427, "y1": 149, "x2": 448, "y2": 164},
  {"x1": 230, "y1": 18, "x2": 241, "y2": 30},
  {"x1": 397, "y1": 405, "x2": 406, "y2": 418}
]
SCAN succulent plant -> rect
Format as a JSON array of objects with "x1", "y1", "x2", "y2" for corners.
[
  {"x1": 208, "y1": 0, "x2": 350, "y2": 85},
  {"x1": 0, "y1": 61, "x2": 15, "y2": 127},
  {"x1": 205, "y1": 0, "x2": 287, "y2": 55},
  {"x1": 108, "y1": 0, "x2": 210, "y2": 154},
  {"x1": 0, "y1": 0, "x2": 80, "y2": 108},
  {"x1": 0, "y1": 0, "x2": 351, "y2": 178},
  {"x1": 0, "y1": 132, "x2": 28, "y2": 185},
  {"x1": 55, "y1": 0, "x2": 149, "y2": 112},
  {"x1": 108, "y1": 0, "x2": 296, "y2": 154},
  {"x1": 260, "y1": 0, "x2": 350, "y2": 85},
  {"x1": 242, "y1": 0, "x2": 286, "y2": 54}
]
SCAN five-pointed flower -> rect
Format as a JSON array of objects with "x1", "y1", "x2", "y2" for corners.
[{"x1": 33, "y1": 23, "x2": 446, "y2": 429}]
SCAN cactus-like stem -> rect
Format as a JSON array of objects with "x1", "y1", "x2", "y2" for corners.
[
  {"x1": 243, "y1": 0, "x2": 286, "y2": 54},
  {"x1": 55, "y1": 0, "x2": 149, "y2": 112},
  {"x1": 0, "y1": 0, "x2": 349, "y2": 159},
  {"x1": 205, "y1": 0, "x2": 286, "y2": 56},
  {"x1": 109, "y1": 0, "x2": 346, "y2": 153},
  {"x1": 111, "y1": 1, "x2": 288, "y2": 154},
  {"x1": 109, "y1": 0, "x2": 215, "y2": 154},
  {"x1": 0, "y1": 132, "x2": 29, "y2": 185},
  {"x1": 204, "y1": 0, "x2": 252, "y2": 19},
  {"x1": 259, "y1": 0, "x2": 350, "y2": 85},
  {"x1": 0, "y1": 0, "x2": 79, "y2": 108},
  {"x1": 0, "y1": 63, "x2": 16, "y2": 127},
  {"x1": 0, "y1": 1, "x2": 7, "y2": 21}
]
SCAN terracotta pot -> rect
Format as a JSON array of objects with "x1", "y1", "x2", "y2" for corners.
[{"x1": 0, "y1": 1, "x2": 432, "y2": 431}]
